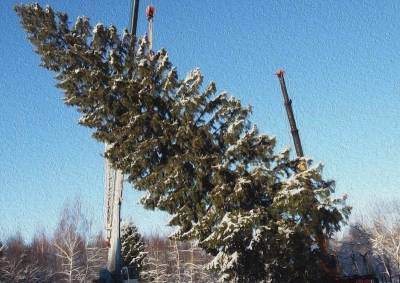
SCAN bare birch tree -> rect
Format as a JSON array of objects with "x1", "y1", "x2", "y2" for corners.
[
  {"x1": 53, "y1": 199, "x2": 107, "y2": 282},
  {"x1": 366, "y1": 200, "x2": 400, "y2": 279}
]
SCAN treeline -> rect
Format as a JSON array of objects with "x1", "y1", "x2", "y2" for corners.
[
  {"x1": 0, "y1": 200, "x2": 216, "y2": 282},
  {"x1": 0, "y1": 200, "x2": 107, "y2": 282},
  {"x1": 2, "y1": 198, "x2": 399, "y2": 282},
  {"x1": 0, "y1": 234, "x2": 217, "y2": 283}
]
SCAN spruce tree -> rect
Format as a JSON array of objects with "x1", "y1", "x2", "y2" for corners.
[
  {"x1": 16, "y1": 4, "x2": 351, "y2": 282},
  {"x1": 120, "y1": 221, "x2": 146, "y2": 277}
]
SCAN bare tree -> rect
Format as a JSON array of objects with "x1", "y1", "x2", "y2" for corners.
[
  {"x1": 0, "y1": 200, "x2": 106, "y2": 283},
  {"x1": 181, "y1": 241, "x2": 217, "y2": 283},
  {"x1": 140, "y1": 234, "x2": 217, "y2": 283},
  {"x1": 53, "y1": 199, "x2": 107, "y2": 282},
  {"x1": 28, "y1": 229, "x2": 58, "y2": 281},
  {"x1": 142, "y1": 234, "x2": 170, "y2": 282},
  {"x1": 339, "y1": 199, "x2": 400, "y2": 281},
  {"x1": 82, "y1": 234, "x2": 108, "y2": 281},
  {"x1": 167, "y1": 239, "x2": 182, "y2": 282},
  {"x1": 0, "y1": 241, "x2": 8, "y2": 278},
  {"x1": 53, "y1": 200, "x2": 87, "y2": 282},
  {"x1": 334, "y1": 224, "x2": 379, "y2": 277},
  {"x1": 53, "y1": 230, "x2": 85, "y2": 281},
  {"x1": 0, "y1": 240, "x2": 48, "y2": 283},
  {"x1": 366, "y1": 200, "x2": 400, "y2": 279}
]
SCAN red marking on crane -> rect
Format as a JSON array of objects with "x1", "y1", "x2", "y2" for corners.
[
  {"x1": 276, "y1": 69, "x2": 285, "y2": 78},
  {"x1": 146, "y1": 5, "x2": 156, "y2": 20}
]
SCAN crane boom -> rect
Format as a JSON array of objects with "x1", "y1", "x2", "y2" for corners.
[
  {"x1": 106, "y1": 164, "x2": 124, "y2": 277},
  {"x1": 276, "y1": 69, "x2": 304, "y2": 157},
  {"x1": 104, "y1": 143, "x2": 124, "y2": 279},
  {"x1": 104, "y1": 144, "x2": 116, "y2": 240},
  {"x1": 275, "y1": 70, "x2": 337, "y2": 279},
  {"x1": 102, "y1": 1, "x2": 140, "y2": 282}
]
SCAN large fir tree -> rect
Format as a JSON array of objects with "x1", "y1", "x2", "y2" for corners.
[{"x1": 16, "y1": 4, "x2": 351, "y2": 282}]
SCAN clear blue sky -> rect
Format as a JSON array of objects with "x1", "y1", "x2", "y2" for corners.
[{"x1": 1, "y1": 0, "x2": 399, "y2": 240}]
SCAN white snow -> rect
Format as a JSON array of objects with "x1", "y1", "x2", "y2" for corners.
[
  {"x1": 234, "y1": 177, "x2": 251, "y2": 193},
  {"x1": 93, "y1": 23, "x2": 104, "y2": 34},
  {"x1": 226, "y1": 118, "x2": 244, "y2": 135},
  {"x1": 278, "y1": 226, "x2": 293, "y2": 239}
]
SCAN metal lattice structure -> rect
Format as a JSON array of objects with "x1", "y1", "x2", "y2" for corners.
[
  {"x1": 104, "y1": 144, "x2": 116, "y2": 241},
  {"x1": 103, "y1": 143, "x2": 124, "y2": 278},
  {"x1": 102, "y1": 2, "x2": 154, "y2": 281}
]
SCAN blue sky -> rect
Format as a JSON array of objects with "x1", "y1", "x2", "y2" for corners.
[{"x1": 1, "y1": 0, "x2": 399, "y2": 240}]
